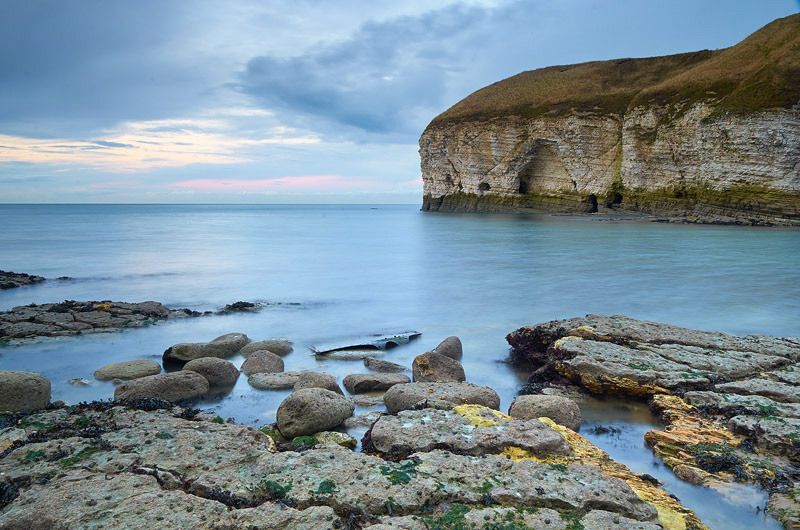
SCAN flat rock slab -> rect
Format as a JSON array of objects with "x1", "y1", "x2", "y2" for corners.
[
  {"x1": 0, "y1": 403, "x2": 665, "y2": 529},
  {"x1": 363, "y1": 357, "x2": 406, "y2": 373},
  {"x1": 714, "y1": 378, "x2": 800, "y2": 403},
  {"x1": 342, "y1": 373, "x2": 410, "y2": 393},
  {"x1": 94, "y1": 360, "x2": 161, "y2": 380},
  {"x1": 384, "y1": 382, "x2": 500, "y2": 413},
  {"x1": 370, "y1": 406, "x2": 572, "y2": 457},
  {"x1": 0, "y1": 300, "x2": 200, "y2": 340}
]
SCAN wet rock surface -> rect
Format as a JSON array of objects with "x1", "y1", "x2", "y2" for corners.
[
  {"x1": 0, "y1": 300, "x2": 200, "y2": 341},
  {"x1": 0, "y1": 401, "x2": 687, "y2": 529},
  {"x1": 364, "y1": 357, "x2": 407, "y2": 373},
  {"x1": 508, "y1": 314, "x2": 800, "y2": 528},
  {"x1": 0, "y1": 270, "x2": 45, "y2": 290},
  {"x1": 383, "y1": 382, "x2": 500, "y2": 413},
  {"x1": 93, "y1": 360, "x2": 161, "y2": 381},
  {"x1": 240, "y1": 350, "x2": 285, "y2": 375},
  {"x1": 293, "y1": 372, "x2": 344, "y2": 395},
  {"x1": 248, "y1": 371, "x2": 304, "y2": 390},
  {"x1": 432, "y1": 335, "x2": 463, "y2": 359},
  {"x1": 343, "y1": 373, "x2": 410, "y2": 394},
  {"x1": 240, "y1": 338, "x2": 293, "y2": 357},
  {"x1": 163, "y1": 332, "x2": 251, "y2": 363},
  {"x1": 114, "y1": 371, "x2": 210, "y2": 403},
  {"x1": 508, "y1": 394, "x2": 582, "y2": 431},
  {"x1": 183, "y1": 357, "x2": 239, "y2": 387}
]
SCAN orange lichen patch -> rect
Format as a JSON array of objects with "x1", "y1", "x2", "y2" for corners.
[
  {"x1": 555, "y1": 360, "x2": 669, "y2": 396},
  {"x1": 503, "y1": 417, "x2": 707, "y2": 530},
  {"x1": 567, "y1": 325, "x2": 614, "y2": 341}
]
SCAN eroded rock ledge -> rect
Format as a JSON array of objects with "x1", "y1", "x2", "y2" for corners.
[
  {"x1": 0, "y1": 398, "x2": 706, "y2": 529},
  {"x1": 507, "y1": 314, "x2": 800, "y2": 528},
  {"x1": 0, "y1": 271, "x2": 45, "y2": 290}
]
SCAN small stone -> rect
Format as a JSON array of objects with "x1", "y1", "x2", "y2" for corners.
[
  {"x1": 412, "y1": 351, "x2": 466, "y2": 383},
  {"x1": 276, "y1": 388, "x2": 354, "y2": 438},
  {"x1": 508, "y1": 394, "x2": 582, "y2": 431},
  {"x1": 433, "y1": 336, "x2": 463, "y2": 359},
  {"x1": 94, "y1": 360, "x2": 161, "y2": 381},
  {"x1": 239, "y1": 339, "x2": 293, "y2": 357},
  {"x1": 0, "y1": 371, "x2": 51, "y2": 413},
  {"x1": 363, "y1": 357, "x2": 406, "y2": 373},
  {"x1": 293, "y1": 372, "x2": 344, "y2": 395},
  {"x1": 68, "y1": 378, "x2": 92, "y2": 387},
  {"x1": 248, "y1": 371, "x2": 304, "y2": 390},
  {"x1": 183, "y1": 357, "x2": 239, "y2": 386},
  {"x1": 383, "y1": 382, "x2": 500, "y2": 413},
  {"x1": 342, "y1": 373, "x2": 410, "y2": 394},
  {"x1": 240, "y1": 350, "x2": 284, "y2": 375}
]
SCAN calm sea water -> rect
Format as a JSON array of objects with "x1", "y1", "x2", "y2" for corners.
[{"x1": 1, "y1": 203, "x2": 798, "y2": 529}]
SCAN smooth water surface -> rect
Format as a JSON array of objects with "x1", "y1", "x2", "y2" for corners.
[{"x1": 1, "y1": 204, "x2": 798, "y2": 529}]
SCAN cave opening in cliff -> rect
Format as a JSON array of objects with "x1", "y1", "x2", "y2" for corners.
[
  {"x1": 478, "y1": 182, "x2": 490, "y2": 192},
  {"x1": 518, "y1": 181, "x2": 528, "y2": 194},
  {"x1": 606, "y1": 192, "x2": 623, "y2": 208},
  {"x1": 588, "y1": 194, "x2": 598, "y2": 213}
]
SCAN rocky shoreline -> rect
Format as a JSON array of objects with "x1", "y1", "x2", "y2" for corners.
[
  {"x1": 507, "y1": 315, "x2": 800, "y2": 529},
  {"x1": 0, "y1": 315, "x2": 797, "y2": 528},
  {"x1": 0, "y1": 271, "x2": 45, "y2": 291}
]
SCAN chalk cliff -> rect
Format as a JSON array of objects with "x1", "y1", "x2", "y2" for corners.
[{"x1": 420, "y1": 15, "x2": 800, "y2": 223}]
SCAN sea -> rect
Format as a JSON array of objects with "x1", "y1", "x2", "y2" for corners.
[{"x1": 1, "y1": 203, "x2": 798, "y2": 529}]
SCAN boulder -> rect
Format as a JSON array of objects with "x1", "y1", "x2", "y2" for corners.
[
  {"x1": 240, "y1": 339, "x2": 293, "y2": 357},
  {"x1": 248, "y1": 371, "x2": 304, "y2": 390},
  {"x1": 114, "y1": 371, "x2": 209, "y2": 403},
  {"x1": 363, "y1": 357, "x2": 406, "y2": 373},
  {"x1": 183, "y1": 357, "x2": 239, "y2": 386},
  {"x1": 293, "y1": 372, "x2": 344, "y2": 395},
  {"x1": 94, "y1": 360, "x2": 161, "y2": 381},
  {"x1": 383, "y1": 382, "x2": 500, "y2": 413},
  {"x1": 342, "y1": 373, "x2": 410, "y2": 394},
  {"x1": 412, "y1": 351, "x2": 465, "y2": 382},
  {"x1": 276, "y1": 388, "x2": 355, "y2": 438},
  {"x1": 508, "y1": 394, "x2": 582, "y2": 431},
  {"x1": 0, "y1": 371, "x2": 50, "y2": 412},
  {"x1": 369, "y1": 407, "x2": 571, "y2": 457},
  {"x1": 162, "y1": 333, "x2": 250, "y2": 363},
  {"x1": 433, "y1": 336, "x2": 463, "y2": 359},
  {"x1": 240, "y1": 350, "x2": 284, "y2": 375}
]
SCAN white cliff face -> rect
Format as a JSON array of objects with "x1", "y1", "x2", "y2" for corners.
[{"x1": 420, "y1": 103, "x2": 800, "y2": 222}]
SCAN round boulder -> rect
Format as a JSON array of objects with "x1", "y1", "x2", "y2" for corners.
[
  {"x1": 276, "y1": 388, "x2": 355, "y2": 438},
  {"x1": 342, "y1": 373, "x2": 410, "y2": 394},
  {"x1": 508, "y1": 394, "x2": 582, "y2": 431},
  {"x1": 0, "y1": 371, "x2": 51, "y2": 413},
  {"x1": 240, "y1": 350, "x2": 284, "y2": 375},
  {"x1": 248, "y1": 371, "x2": 304, "y2": 390},
  {"x1": 114, "y1": 371, "x2": 209, "y2": 403},
  {"x1": 240, "y1": 339, "x2": 293, "y2": 357},
  {"x1": 412, "y1": 352, "x2": 465, "y2": 383},
  {"x1": 433, "y1": 336, "x2": 463, "y2": 359},
  {"x1": 293, "y1": 372, "x2": 344, "y2": 395},
  {"x1": 94, "y1": 360, "x2": 161, "y2": 381},
  {"x1": 163, "y1": 333, "x2": 251, "y2": 363},
  {"x1": 383, "y1": 382, "x2": 500, "y2": 413},
  {"x1": 183, "y1": 357, "x2": 239, "y2": 386}
]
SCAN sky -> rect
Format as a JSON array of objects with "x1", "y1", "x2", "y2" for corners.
[{"x1": 1, "y1": 1, "x2": 798, "y2": 204}]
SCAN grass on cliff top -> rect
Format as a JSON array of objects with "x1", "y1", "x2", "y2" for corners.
[{"x1": 428, "y1": 14, "x2": 800, "y2": 129}]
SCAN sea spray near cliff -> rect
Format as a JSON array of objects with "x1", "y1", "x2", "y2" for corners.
[{"x1": 420, "y1": 14, "x2": 800, "y2": 223}]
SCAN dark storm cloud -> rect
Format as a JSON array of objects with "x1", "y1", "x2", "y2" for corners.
[
  {"x1": 237, "y1": 4, "x2": 488, "y2": 139},
  {"x1": 0, "y1": 1, "x2": 205, "y2": 137}
]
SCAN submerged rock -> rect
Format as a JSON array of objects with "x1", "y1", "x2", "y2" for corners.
[
  {"x1": 183, "y1": 357, "x2": 239, "y2": 386},
  {"x1": 239, "y1": 339, "x2": 293, "y2": 357},
  {"x1": 0, "y1": 270, "x2": 45, "y2": 290},
  {"x1": 240, "y1": 350, "x2": 284, "y2": 375},
  {"x1": 383, "y1": 382, "x2": 500, "y2": 413},
  {"x1": 342, "y1": 373, "x2": 410, "y2": 394},
  {"x1": 411, "y1": 351, "x2": 466, "y2": 382},
  {"x1": 508, "y1": 394, "x2": 582, "y2": 431},
  {"x1": 114, "y1": 371, "x2": 209, "y2": 403},
  {"x1": 163, "y1": 332, "x2": 251, "y2": 363},
  {"x1": 94, "y1": 359, "x2": 161, "y2": 380},
  {"x1": 363, "y1": 357, "x2": 406, "y2": 373},
  {"x1": 0, "y1": 371, "x2": 50, "y2": 412},
  {"x1": 276, "y1": 388, "x2": 354, "y2": 438}
]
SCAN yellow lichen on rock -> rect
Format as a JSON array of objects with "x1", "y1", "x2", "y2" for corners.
[
  {"x1": 453, "y1": 404, "x2": 510, "y2": 427},
  {"x1": 94, "y1": 302, "x2": 112, "y2": 312},
  {"x1": 555, "y1": 360, "x2": 668, "y2": 396},
  {"x1": 506, "y1": 417, "x2": 708, "y2": 530}
]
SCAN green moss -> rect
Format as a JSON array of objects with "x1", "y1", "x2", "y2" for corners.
[
  {"x1": 23, "y1": 449, "x2": 46, "y2": 463},
  {"x1": 379, "y1": 460, "x2": 420, "y2": 485},
  {"x1": 313, "y1": 478, "x2": 337, "y2": 495},
  {"x1": 420, "y1": 503, "x2": 472, "y2": 530},
  {"x1": 290, "y1": 436, "x2": 318, "y2": 449},
  {"x1": 559, "y1": 512, "x2": 586, "y2": 530},
  {"x1": 211, "y1": 416, "x2": 225, "y2": 424},
  {"x1": 155, "y1": 432, "x2": 174, "y2": 439},
  {"x1": 248, "y1": 479, "x2": 292, "y2": 500},
  {"x1": 627, "y1": 362, "x2": 653, "y2": 371},
  {"x1": 59, "y1": 446, "x2": 103, "y2": 468}
]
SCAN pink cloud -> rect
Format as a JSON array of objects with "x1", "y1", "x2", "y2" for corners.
[{"x1": 168, "y1": 175, "x2": 379, "y2": 191}]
